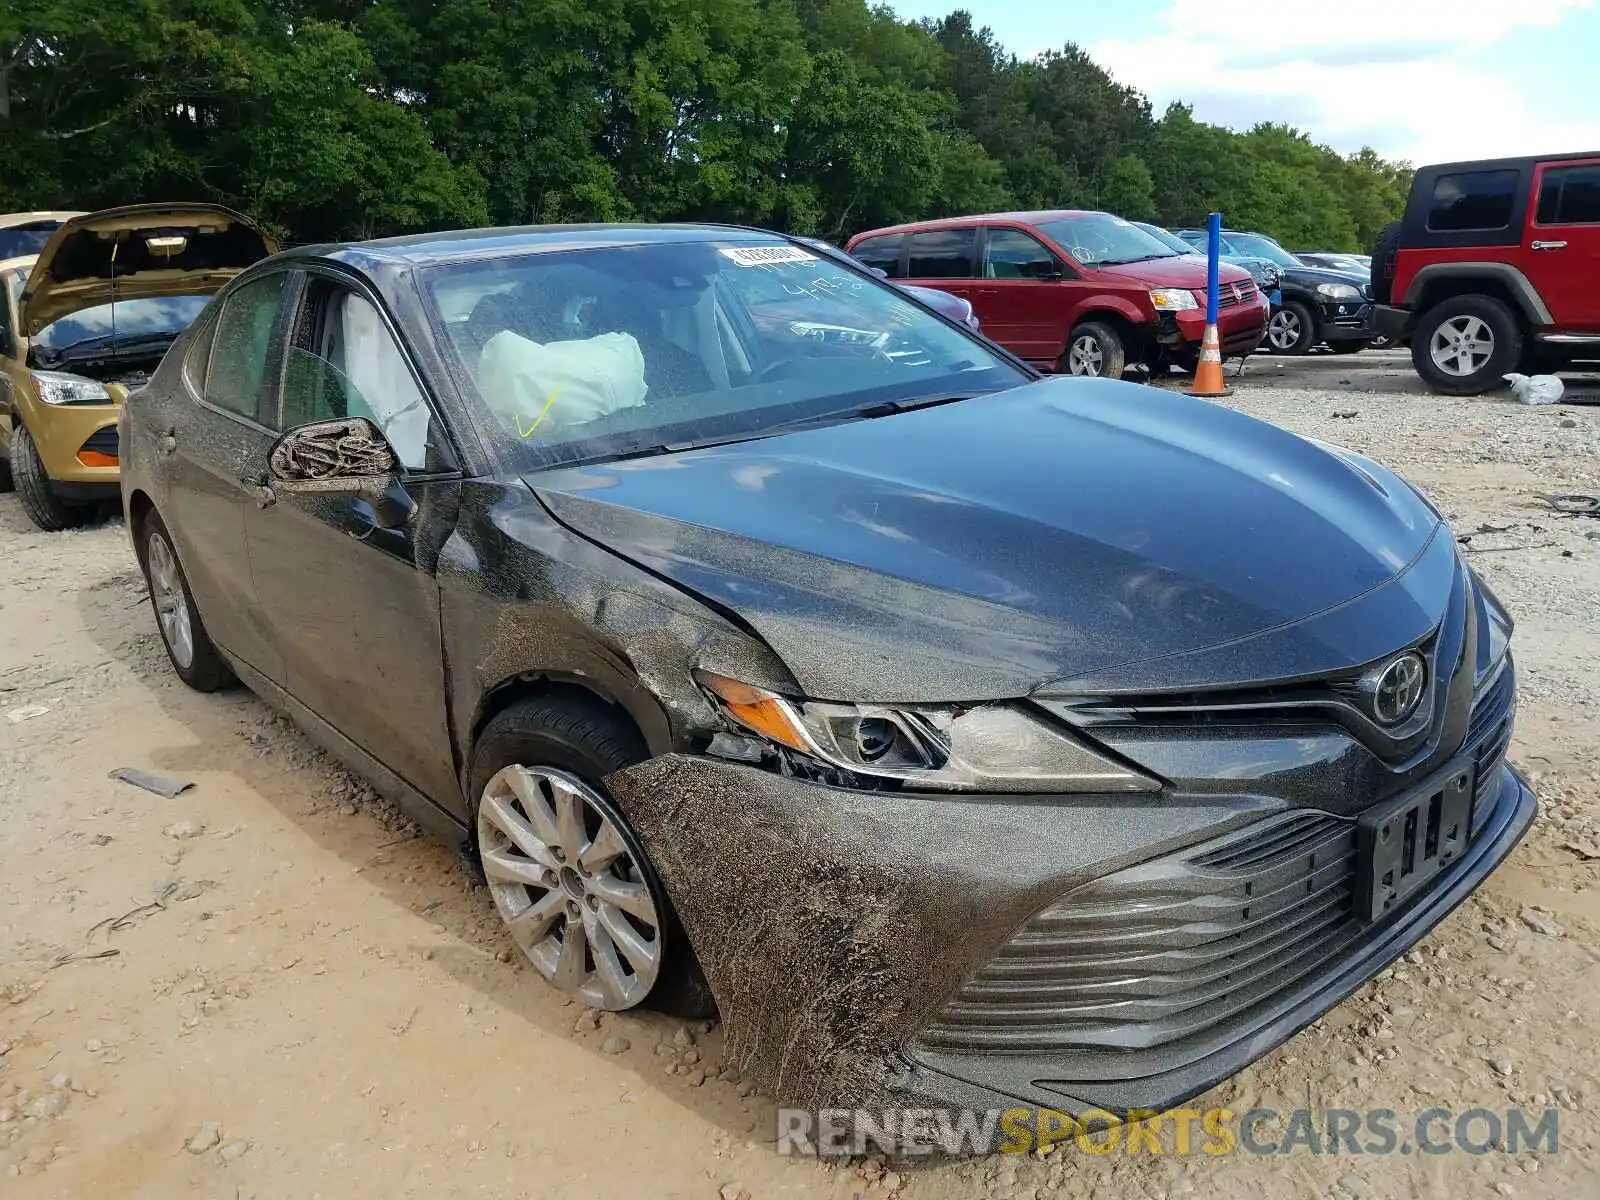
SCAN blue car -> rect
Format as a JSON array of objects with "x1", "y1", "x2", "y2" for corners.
[{"x1": 1134, "y1": 222, "x2": 1282, "y2": 306}]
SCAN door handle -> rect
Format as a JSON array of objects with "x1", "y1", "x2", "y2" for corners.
[
  {"x1": 241, "y1": 473, "x2": 276, "y2": 509},
  {"x1": 1531, "y1": 240, "x2": 1568, "y2": 251}
]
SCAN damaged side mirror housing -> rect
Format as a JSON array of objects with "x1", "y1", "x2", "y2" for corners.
[{"x1": 267, "y1": 416, "x2": 414, "y2": 528}]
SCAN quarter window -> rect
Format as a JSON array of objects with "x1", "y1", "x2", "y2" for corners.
[
  {"x1": 906, "y1": 228, "x2": 977, "y2": 279},
  {"x1": 983, "y1": 228, "x2": 1060, "y2": 279},
  {"x1": 205, "y1": 273, "x2": 289, "y2": 420},
  {"x1": 1536, "y1": 164, "x2": 1600, "y2": 225},
  {"x1": 1427, "y1": 170, "x2": 1520, "y2": 232},
  {"x1": 851, "y1": 235, "x2": 904, "y2": 278}
]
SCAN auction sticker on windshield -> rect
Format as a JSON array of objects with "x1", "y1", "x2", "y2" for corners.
[{"x1": 720, "y1": 245, "x2": 817, "y2": 267}]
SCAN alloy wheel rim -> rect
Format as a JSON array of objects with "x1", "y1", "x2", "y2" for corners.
[
  {"x1": 477, "y1": 765, "x2": 662, "y2": 1010},
  {"x1": 147, "y1": 532, "x2": 195, "y2": 669},
  {"x1": 1068, "y1": 335, "x2": 1103, "y2": 376},
  {"x1": 1429, "y1": 315, "x2": 1493, "y2": 377},
  {"x1": 1268, "y1": 310, "x2": 1301, "y2": 350}
]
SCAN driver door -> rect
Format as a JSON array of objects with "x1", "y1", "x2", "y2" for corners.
[{"x1": 244, "y1": 272, "x2": 464, "y2": 806}]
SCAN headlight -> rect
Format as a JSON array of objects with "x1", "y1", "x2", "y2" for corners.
[
  {"x1": 696, "y1": 672, "x2": 1159, "y2": 793},
  {"x1": 1316, "y1": 283, "x2": 1363, "y2": 301},
  {"x1": 1149, "y1": 287, "x2": 1199, "y2": 312},
  {"x1": 32, "y1": 370, "x2": 111, "y2": 406},
  {"x1": 1262, "y1": 267, "x2": 1281, "y2": 286}
]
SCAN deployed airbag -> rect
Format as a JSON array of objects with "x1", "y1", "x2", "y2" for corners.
[{"x1": 477, "y1": 329, "x2": 648, "y2": 440}]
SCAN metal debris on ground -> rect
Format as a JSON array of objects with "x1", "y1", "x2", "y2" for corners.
[
  {"x1": 1535, "y1": 492, "x2": 1600, "y2": 517},
  {"x1": 109, "y1": 768, "x2": 196, "y2": 798}
]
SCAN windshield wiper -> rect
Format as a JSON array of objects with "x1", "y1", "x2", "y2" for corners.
[
  {"x1": 1095, "y1": 253, "x2": 1181, "y2": 266},
  {"x1": 565, "y1": 391, "x2": 992, "y2": 466},
  {"x1": 41, "y1": 332, "x2": 178, "y2": 364}
]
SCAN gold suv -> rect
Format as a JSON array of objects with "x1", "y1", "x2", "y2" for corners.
[{"x1": 1, "y1": 204, "x2": 274, "y2": 529}]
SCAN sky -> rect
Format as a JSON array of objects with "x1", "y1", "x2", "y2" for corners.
[{"x1": 886, "y1": 0, "x2": 1600, "y2": 165}]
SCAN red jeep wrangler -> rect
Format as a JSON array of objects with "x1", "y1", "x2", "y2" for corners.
[
  {"x1": 1372, "y1": 153, "x2": 1600, "y2": 394},
  {"x1": 845, "y1": 211, "x2": 1266, "y2": 378}
]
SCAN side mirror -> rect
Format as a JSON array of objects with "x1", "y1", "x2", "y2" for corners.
[
  {"x1": 866, "y1": 266, "x2": 889, "y2": 280},
  {"x1": 268, "y1": 416, "x2": 398, "y2": 503}
]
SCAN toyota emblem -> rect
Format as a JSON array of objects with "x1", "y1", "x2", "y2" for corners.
[{"x1": 1367, "y1": 653, "x2": 1427, "y2": 725}]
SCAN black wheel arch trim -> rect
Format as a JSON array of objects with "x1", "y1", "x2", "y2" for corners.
[{"x1": 1404, "y1": 263, "x2": 1553, "y2": 326}]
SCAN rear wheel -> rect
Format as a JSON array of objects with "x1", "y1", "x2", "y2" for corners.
[
  {"x1": 140, "y1": 510, "x2": 235, "y2": 691},
  {"x1": 12, "y1": 424, "x2": 87, "y2": 531},
  {"x1": 1266, "y1": 300, "x2": 1317, "y2": 355},
  {"x1": 1062, "y1": 321, "x2": 1127, "y2": 379},
  {"x1": 1411, "y1": 294, "x2": 1521, "y2": 395},
  {"x1": 470, "y1": 693, "x2": 714, "y2": 1018}
]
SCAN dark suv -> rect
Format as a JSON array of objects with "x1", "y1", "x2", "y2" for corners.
[
  {"x1": 1371, "y1": 153, "x2": 1600, "y2": 394},
  {"x1": 1178, "y1": 228, "x2": 1374, "y2": 355}
]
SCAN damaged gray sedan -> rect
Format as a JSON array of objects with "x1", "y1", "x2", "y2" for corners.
[{"x1": 119, "y1": 224, "x2": 1535, "y2": 1118}]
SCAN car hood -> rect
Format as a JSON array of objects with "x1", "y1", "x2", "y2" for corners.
[
  {"x1": 1091, "y1": 256, "x2": 1252, "y2": 288},
  {"x1": 529, "y1": 378, "x2": 1445, "y2": 702},
  {"x1": 21, "y1": 203, "x2": 277, "y2": 334},
  {"x1": 1282, "y1": 262, "x2": 1369, "y2": 291}
]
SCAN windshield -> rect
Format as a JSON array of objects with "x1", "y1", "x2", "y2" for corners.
[
  {"x1": 425, "y1": 239, "x2": 1027, "y2": 470},
  {"x1": 1224, "y1": 234, "x2": 1301, "y2": 268},
  {"x1": 0, "y1": 224, "x2": 61, "y2": 260},
  {"x1": 1035, "y1": 215, "x2": 1181, "y2": 267},
  {"x1": 1134, "y1": 223, "x2": 1201, "y2": 256},
  {"x1": 32, "y1": 295, "x2": 211, "y2": 353}
]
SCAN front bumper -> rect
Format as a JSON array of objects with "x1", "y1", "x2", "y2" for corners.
[
  {"x1": 1163, "y1": 299, "x2": 1270, "y2": 357},
  {"x1": 605, "y1": 717, "x2": 1533, "y2": 1116},
  {"x1": 22, "y1": 400, "x2": 122, "y2": 487},
  {"x1": 1319, "y1": 298, "x2": 1375, "y2": 344}
]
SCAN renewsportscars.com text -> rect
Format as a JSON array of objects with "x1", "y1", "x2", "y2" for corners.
[{"x1": 776, "y1": 1106, "x2": 1561, "y2": 1158}]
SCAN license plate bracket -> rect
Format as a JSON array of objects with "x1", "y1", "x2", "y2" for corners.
[{"x1": 1356, "y1": 765, "x2": 1474, "y2": 921}]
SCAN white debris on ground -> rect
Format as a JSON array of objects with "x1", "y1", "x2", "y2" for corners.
[{"x1": 0, "y1": 353, "x2": 1595, "y2": 1198}]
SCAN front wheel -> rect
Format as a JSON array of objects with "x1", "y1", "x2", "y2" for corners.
[
  {"x1": 470, "y1": 693, "x2": 714, "y2": 1017},
  {"x1": 11, "y1": 424, "x2": 87, "y2": 531},
  {"x1": 1062, "y1": 321, "x2": 1127, "y2": 379},
  {"x1": 1411, "y1": 294, "x2": 1522, "y2": 396},
  {"x1": 1265, "y1": 300, "x2": 1317, "y2": 355}
]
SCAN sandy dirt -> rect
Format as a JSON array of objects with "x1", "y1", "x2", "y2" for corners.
[{"x1": 2, "y1": 354, "x2": 1597, "y2": 1199}]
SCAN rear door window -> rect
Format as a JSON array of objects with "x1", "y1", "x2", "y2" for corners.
[
  {"x1": 851, "y1": 235, "x2": 904, "y2": 278},
  {"x1": 1536, "y1": 163, "x2": 1600, "y2": 225},
  {"x1": 205, "y1": 273, "x2": 291, "y2": 421},
  {"x1": 982, "y1": 228, "x2": 1060, "y2": 279},
  {"x1": 906, "y1": 228, "x2": 977, "y2": 279},
  {"x1": 1427, "y1": 170, "x2": 1521, "y2": 232}
]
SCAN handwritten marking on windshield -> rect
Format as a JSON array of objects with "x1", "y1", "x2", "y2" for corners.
[{"x1": 515, "y1": 389, "x2": 560, "y2": 439}]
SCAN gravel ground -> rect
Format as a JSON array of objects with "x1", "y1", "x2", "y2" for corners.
[{"x1": 1, "y1": 354, "x2": 1596, "y2": 1198}]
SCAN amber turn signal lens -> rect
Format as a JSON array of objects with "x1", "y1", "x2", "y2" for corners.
[
  {"x1": 696, "y1": 672, "x2": 811, "y2": 753},
  {"x1": 76, "y1": 450, "x2": 118, "y2": 467}
]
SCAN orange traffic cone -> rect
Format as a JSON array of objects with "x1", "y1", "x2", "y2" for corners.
[{"x1": 1186, "y1": 322, "x2": 1230, "y2": 398}]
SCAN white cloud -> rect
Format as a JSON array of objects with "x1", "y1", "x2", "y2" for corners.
[{"x1": 1089, "y1": 0, "x2": 1600, "y2": 164}]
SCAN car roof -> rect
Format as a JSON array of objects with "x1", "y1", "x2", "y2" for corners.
[
  {"x1": 850, "y1": 211, "x2": 1104, "y2": 238},
  {"x1": 1415, "y1": 151, "x2": 1600, "y2": 174},
  {"x1": 280, "y1": 223, "x2": 801, "y2": 270}
]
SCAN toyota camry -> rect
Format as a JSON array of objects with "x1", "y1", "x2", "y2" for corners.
[{"x1": 118, "y1": 224, "x2": 1534, "y2": 1117}]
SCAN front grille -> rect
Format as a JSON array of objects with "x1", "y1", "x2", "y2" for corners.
[
  {"x1": 1216, "y1": 280, "x2": 1259, "y2": 310},
  {"x1": 916, "y1": 811, "x2": 1363, "y2": 1055},
  {"x1": 78, "y1": 427, "x2": 120, "y2": 456},
  {"x1": 918, "y1": 664, "x2": 1517, "y2": 1059}
]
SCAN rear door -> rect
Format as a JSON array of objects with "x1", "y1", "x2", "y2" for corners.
[
  {"x1": 155, "y1": 269, "x2": 298, "y2": 683},
  {"x1": 243, "y1": 270, "x2": 463, "y2": 805},
  {"x1": 975, "y1": 225, "x2": 1071, "y2": 365},
  {"x1": 1524, "y1": 158, "x2": 1600, "y2": 333}
]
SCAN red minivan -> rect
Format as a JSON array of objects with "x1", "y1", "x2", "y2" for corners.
[{"x1": 846, "y1": 210, "x2": 1268, "y2": 377}]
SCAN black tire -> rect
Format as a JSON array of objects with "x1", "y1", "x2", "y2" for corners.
[
  {"x1": 1266, "y1": 299, "x2": 1317, "y2": 355},
  {"x1": 1368, "y1": 220, "x2": 1402, "y2": 306},
  {"x1": 138, "y1": 509, "x2": 236, "y2": 691},
  {"x1": 1062, "y1": 321, "x2": 1127, "y2": 379},
  {"x1": 0, "y1": 448, "x2": 12, "y2": 492},
  {"x1": 1410, "y1": 294, "x2": 1522, "y2": 396},
  {"x1": 469, "y1": 693, "x2": 715, "y2": 1019},
  {"x1": 11, "y1": 424, "x2": 87, "y2": 531}
]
